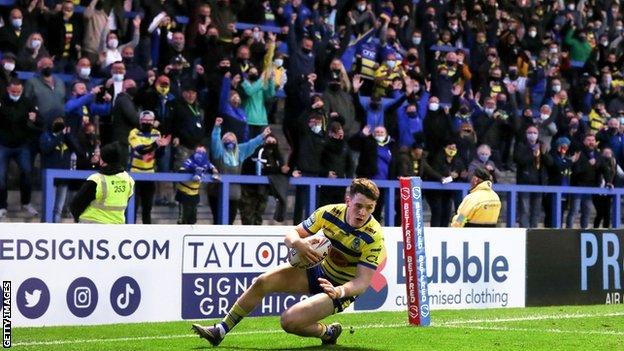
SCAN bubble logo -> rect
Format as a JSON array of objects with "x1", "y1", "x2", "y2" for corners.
[{"x1": 353, "y1": 258, "x2": 388, "y2": 310}]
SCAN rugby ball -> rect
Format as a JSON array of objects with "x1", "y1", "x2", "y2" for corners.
[{"x1": 288, "y1": 234, "x2": 332, "y2": 269}]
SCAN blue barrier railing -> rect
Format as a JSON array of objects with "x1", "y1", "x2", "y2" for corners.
[{"x1": 43, "y1": 169, "x2": 624, "y2": 228}]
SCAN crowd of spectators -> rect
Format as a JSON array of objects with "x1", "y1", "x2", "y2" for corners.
[{"x1": 1, "y1": 0, "x2": 624, "y2": 228}]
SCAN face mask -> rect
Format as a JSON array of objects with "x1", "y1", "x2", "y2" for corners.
[
  {"x1": 123, "y1": 56, "x2": 134, "y2": 65},
  {"x1": 329, "y1": 82, "x2": 340, "y2": 91},
  {"x1": 484, "y1": 107, "x2": 495, "y2": 116},
  {"x1": 31, "y1": 40, "x2": 42, "y2": 49},
  {"x1": 540, "y1": 113, "x2": 550, "y2": 120},
  {"x1": 140, "y1": 123, "x2": 152, "y2": 133},
  {"x1": 529, "y1": 30, "x2": 537, "y2": 38},
  {"x1": 407, "y1": 54, "x2": 417, "y2": 62},
  {"x1": 53, "y1": 122, "x2": 65, "y2": 133},
  {"x1": 509, "y1": 71, "x2": 518, "y2": 80},
  {"x1": 274, "y1": 58, "x2": 283, "y2": 67},
  {"x1": 549, "y1": 47, "x2": 558, "y2": 54},
  {"x1": 445, "y1": 148, "x2": 457, "y2": 157},
  {"x1": 386, "y1": 60, "x2": 396, "y2": 69},
  {"x1": 253, "y1": 32, "x2": 262, "y2": 40},
  {"x1": 156, "y1": 85, "x2": 170, "y2": 95},
  {"x1": 79, "y1": 67, "x2": 91, "y2": 79},
  {"x1": 224, "y1": 141, "x2": 236, "y2": 150},
  {"x1": 11, "y1": 18, "x2": 22, "y2": 28},
  {"x1": 601, "y1": 40, "x2": 609, "y2": 47},
  {"x1": 41, "y1": 67, "x2": 52, "y2": 77},
  {"x1": 248, "y1": 73, "x2": 259, "y2": 81},
  {"x1": 302, "y1": 47, "x2": 312, "y2": 55},
  {"x1": 617, "y1": 26, "x2": 624, "y2": 31},
  {"x1": 113, "y1": 73, "x2": 124, "y2": 82},
  {"x1": 412, "y1": 37, "x2": 422, "y2": 45},
  {"x1": 311, "y1": 125, "x2": 322, "y2": 134},
  {"x1": 569, "y1": 123, "x2": 579, "y2": 131},
  {"x1": 429, "y1": 102, "x2": 439, "y2": 111},
  {"x1": 3, "y1": 62, "x2": 15, "y2": 72},
  {"x1": 374, "y1": 135, "x2": 386, "y2": 143},
  {"x1": 357, "y1": 3, "x2": 366, "y2": 12},
  {"x1": 478, "y1": 154, "x2": 490, "y2": 163},
  {"x1": 567, "y1": 4, "x2": 575, "y2": 10},
  {"x1": 450, "y1": 24, "x2": 458, "y2": 31},
  {"x1": 107, "y1": 39, "x2": 119, "y2": 49},
  {"x1": 526, "y1": 132, "x2": 538, "y2": 143},
  {"x1": 8, "y1": 94, "x2": 20, "y2": 102},
  {"x1": 552, "y1": 85, "x2": 561, "y2": 93}
]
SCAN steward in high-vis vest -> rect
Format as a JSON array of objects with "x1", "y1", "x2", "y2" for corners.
[
  {"x1": 451, "y1": 166, "x2": 501, "y2": 227},
  {"x1": 71, "y1": 142, "x2": 134, "y2": 224}
]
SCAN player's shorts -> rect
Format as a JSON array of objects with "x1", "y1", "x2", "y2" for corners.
[{"x1": 306, "y1": 264, "x2": 356, "y2": 314}]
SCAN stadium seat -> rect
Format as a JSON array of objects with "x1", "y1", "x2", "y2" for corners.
[{"x1": 0, "y1": 0, "x2": 16, "y2": 7}]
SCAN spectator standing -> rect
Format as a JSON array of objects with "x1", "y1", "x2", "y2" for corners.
[
  {"x1": 171, "y1": 83, "x2": 205, "y2": 169},
  {"x1": 514, "y1": 126, "x2": 552, "y2": 228},
  {"x1": 175, "y1": 146, "x2": 218, "y2": 224},
  {"x1": 0, "y1": 80, "x2": 42, "y2": 218},
  {"x1": 24, "y1": 57, "x2": 66, "y2": 125},
  {"x1": 128, "y1": 111, "x2": 171, "y2": 224},
  {"x1": 567, "y1": 134, "x2": 607, "y2": 229},
  {"x1": 319, "y1": 122, "x2": 353, "y2": 206},
  {"x1": 593, "y1": 147, "x2": 619, "y2": 228},
  {"x1": 210, "y1": 117, "x2": 268, "y2": 224},
  {"x1": 110, "y1": 79, "x2": 139, "y2": 160},
  {"x1": 544, "y1": 137, "x2": 574, "y2": 228},
  {"x1": 348, "y1": 125, "x2": 393, "y2": 223},
  {"x1": 425, "y1": 140, "x2": 466, "y2": 227},
  {"x1": 39, "y1": 117, "x2": 78, "y2": 222}
]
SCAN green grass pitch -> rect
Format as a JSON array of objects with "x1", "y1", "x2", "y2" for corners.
[{"x1": 11, "y1": 304, "x2": 624, "y2": 350}]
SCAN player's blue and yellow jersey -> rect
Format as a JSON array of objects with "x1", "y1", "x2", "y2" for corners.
[{"x1": 302, "y1": 204, "x2": 386, "y2": 285}]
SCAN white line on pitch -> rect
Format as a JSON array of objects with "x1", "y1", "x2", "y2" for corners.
[
  {"x1": 12, "y1": 323, "x2": 408, "y2": 347},
  {"x1": 441, "y1": 324, "x2": 624, "y2": 336},
  {"x1": 13, "y1": 311, "x2": 624, "y2": 347},
  {"x1": 435, "y1": 311, "x2": 624, "y2": 326}
]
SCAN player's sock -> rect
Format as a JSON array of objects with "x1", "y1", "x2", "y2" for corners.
[
  {"x1": 218, "y1": 302, "x2": 249, "y2": 336},
  {"x1": 318, "y1": 323, "x2": 329, "y2": 340}
]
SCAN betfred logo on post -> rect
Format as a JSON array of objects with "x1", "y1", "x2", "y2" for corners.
[{"x1": 181, "y1": 235, "x2": 306, "y2": 319}]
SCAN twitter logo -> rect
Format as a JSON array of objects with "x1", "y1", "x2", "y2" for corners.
[
  {"x1": 17, "y1": 278, "x2": 50, "y2": 319},
  {"x1": 25, "y1": 289, "x2": 42, "y2": 307}
]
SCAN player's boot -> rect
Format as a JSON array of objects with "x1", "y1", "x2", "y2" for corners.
[
  {"x1": 191, "y1": 324, "x2": 224, "y2": 346},
  {"x1": 321, "y1": 322, "x2": 343, "y2": 345}
]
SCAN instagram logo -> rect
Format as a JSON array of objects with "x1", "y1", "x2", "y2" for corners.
[
  {"x1": 67, "y1": 278, "x2": 98, "y2": 318},
  {"x1": 74, "y1": 287, "x2": 91, "y2": 308}
]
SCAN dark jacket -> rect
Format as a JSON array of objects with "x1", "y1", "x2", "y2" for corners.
[
  {"x1": 427, "y1": 152, "x2": 466, "y2": 182},
  {"x1": 294, "y1": 128, "x2": 326, "y2": 175},
  {"x1": 39, "y1": 129, "x2": 78, "y2": 169},
  {"x1": 0, "y1": 94, "x2": 42, "y2": 147},
  {"x1": 321, "y1": 138, "x2": 354, "y2": 178},
  {"x1": 349, "y1": 133, "x2": 394, "y2": 180},
  {"x1": 514, "y1": 140, "x2": 552, "y2": 185},
  {"x1": 111, "y1": 93, "x2": 139, "y2": 146},
  {"x1": 45, "y1": 12, "x2": 83, "y2": 61},
  {"x1": 546, "y1": 149, "x2": 572, "y2": 186},
  {"x1": 0, "y1": 22, "x2": 33, "y2": 55},
  {"x1": 391, "y1": 149, "x2": 441, "y2": 180},
  {"x1": 170, "y1": 100, "x2": 205, "y2": 149},
  {"x1": 571, "y1": 147, "x2": 608, "y2": 187},
  {"x1": 423, "y1": 109, "x2": 454, "y2": 159}
]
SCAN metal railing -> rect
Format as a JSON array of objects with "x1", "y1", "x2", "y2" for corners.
[{"x1": 43, "y1": 169, "x2": 624, "y2": 227}]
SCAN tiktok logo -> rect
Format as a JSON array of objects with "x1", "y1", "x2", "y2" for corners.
[
  {"x1": 110, "y1": 277, "x2": 141, "y2": 316},
  {"x1": 353, "y1": 258, "x2": 388, "y2": 310}
]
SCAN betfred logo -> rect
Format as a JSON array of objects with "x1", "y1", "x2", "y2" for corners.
[
  {"x1": 354, "y1": 259, "x2": 388, "y2": 310},
  {"x1": 400, "y1": 188, "x2": 411, "y2": 201}
]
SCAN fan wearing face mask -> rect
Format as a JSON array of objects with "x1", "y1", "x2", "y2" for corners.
[
  {"x1": 0, "y1": 53, "x2": 17, "y2": 92},
  {"x1": 348, "y1": 125, "x2": 394, "y2": 223},
  {"x1": 17, "y1": 33, "x2": 49, "y2": 71},
  {"x1": 128, "y1": 111, "x2": 171, "y2": 224},
  {"x1": 209, "y1": 117, "x2": 271, "y2": 224},
  {"x1": 514, "y1": 125, "x2": 552, "y2": 228}
]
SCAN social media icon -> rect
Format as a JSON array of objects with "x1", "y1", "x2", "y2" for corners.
[
  {"x1": 24, "y1": 289, "x2": 42, "y2": 307},
  {"x1": 110, "y1": 277, "x2": 140, "y2": 316},
  {"x1": 67, "y1": 278, "x2": 98, "y2": 318},
  {"x1": 16, "y1": 278, "x2": 50, "y2": 319},
  {"x1": 74, "y1": 287, "x2": 91, "y2": 308}
]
